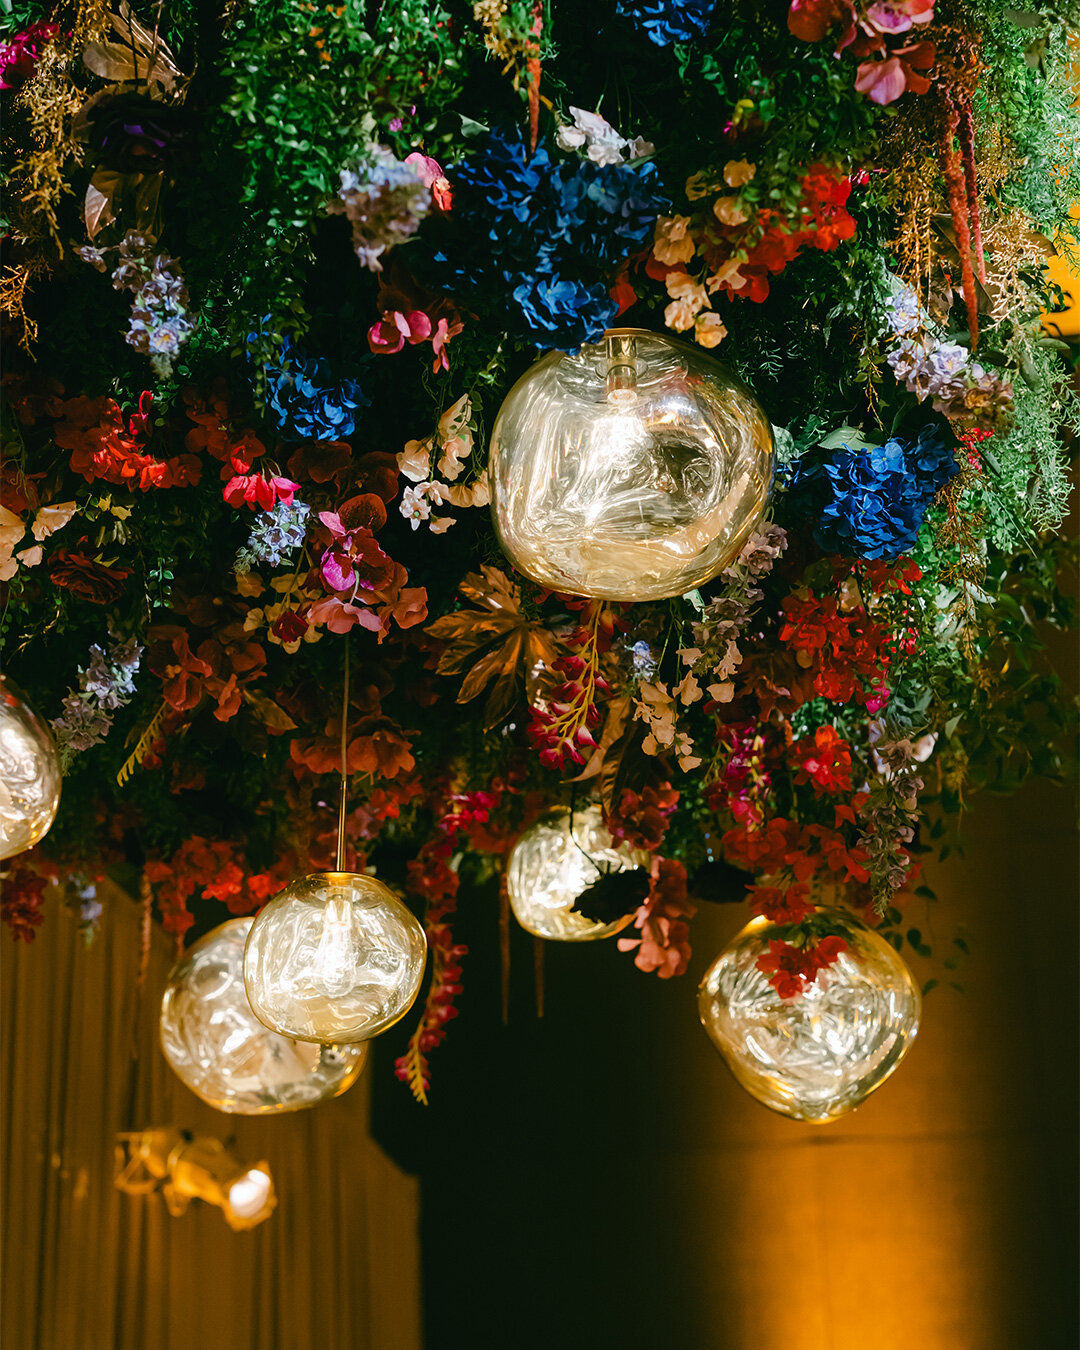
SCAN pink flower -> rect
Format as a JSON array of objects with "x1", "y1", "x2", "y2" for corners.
[
  {"x1": 404, "y1": 151, "x2": 452, "y2": 211},
  {"x1": 854, "y1": 41, "x2": 934, "y2": 104},
  {"x1": 864, "y1": 0, "x2": 934, "y2": 34},
  {"x1": 0, "y1": 22, "x2": 57, "y2": 90},
  {"x1": 367, "y1": 310, "x2": 433, "y2": 355},
  {"x1": 318, "y1": 521, "x2": 395, "y2": 594}
]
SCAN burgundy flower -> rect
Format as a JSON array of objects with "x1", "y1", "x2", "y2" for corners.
[{"x1": 48, "y1": 548, "x2": 130, "y2": 604}]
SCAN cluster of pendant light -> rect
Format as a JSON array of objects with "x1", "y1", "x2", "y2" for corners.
[{"x1": 6, "y1": 332, "x2": 920, "y2": 1155}]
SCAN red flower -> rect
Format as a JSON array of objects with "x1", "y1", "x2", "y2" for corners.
[
  {"x1": 787, "y1": 0, "x2": 855, "y2": 43},
  {"x1": 607, "y1": 783, "x2": 680, "y2": 852},
  {"x1": 1, "y1": 866, "x2": 48, "y2": 941},
  {"x1": 756, "y1": 933, "x2": 849, "y2": 999},
  {"x1": 148, "y1": 630, "x2": 215, "y2": 711},
  {"x1": 748, "y1": 883, "x2": 814, "y2": 924},
  {"x1": 48, "y1": 548, "x2": 130, "y2": 604},
  {"x1": 271, "y1": 610, "x2": 309, "y2": 644},
  {"x1": 792, "y1": 725, "x2": 853, "y2": 795},
  {"x1": 55, "y1": 394, "x2": 201, "y2": 492},
  {"x1": 223, "y1": 467, "x2": 299, "y2": 511}
]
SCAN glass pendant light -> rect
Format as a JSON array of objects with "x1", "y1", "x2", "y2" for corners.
[
  {"x1": 243, "y1": 871, "x2": 426, "y2": 1044},
  {"x1": 241, "y1": 641, "x2": 427, "y2": 1045},
  {"x1": 0, "y1": 674, "x2": 61, "y2": 860},
  {"x1": 698, "y1": 908, "x2": 921, "y2": 1122},
  {"x1": 160, "y1": 917, "x2": 367, "y2": 1112},
  {"x1": 488, "y1": 328, "x2": 774, "y2": 601},
  {"x1": 507, "y1": 804, "x2": 646, "y2": 942}
]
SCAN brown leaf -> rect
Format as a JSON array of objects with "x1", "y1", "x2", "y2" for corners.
[
  {"x1": 133, "y1": 171, "x2": 164, "y2": 237},
  {"x1": 242, "y1": 689, "x2": 297, "y2": 732},
  {"x1": 426, "y1": 568, "x2": 560, "y2": 729}
]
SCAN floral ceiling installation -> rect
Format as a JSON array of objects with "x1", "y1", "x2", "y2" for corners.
[{"x1": 1, "y1": 0, "x2": 1077, "y2": 1104}]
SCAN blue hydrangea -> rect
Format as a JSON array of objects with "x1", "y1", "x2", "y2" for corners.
[
  {"x1": 616, "y1": 0, "x2": 717, "y2": 46},
  {"x1": 263, "y1": 337, "x2": 369, "y2": 441},
  {"x1": 812, "y1": 425, "x2": 960, "y2": 559},
  {"x1": 436, "y1": 128, "x2": 666, "y2": 349}
]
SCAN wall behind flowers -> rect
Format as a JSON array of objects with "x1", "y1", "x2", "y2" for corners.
[{"x1": 371, "y1": 775, "x2": 1077, "y2": 1350}]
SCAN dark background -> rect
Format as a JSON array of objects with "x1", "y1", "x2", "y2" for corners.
[{"x1": 373, "y1": 774, "x2": 1079, "y2": 1350}]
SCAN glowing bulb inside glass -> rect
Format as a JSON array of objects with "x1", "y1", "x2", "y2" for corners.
[
  {"x1": 243, "y1": 872, "x2": 427, "y2": 1044},
  {"x1": 488, "y1": 328, "x2": 774, "y2": 601},
  {"x1": 0, "y1": 674, "x2": 61, "y2": 860},
  {"x1": 314, "y1": 892, "x2": 356, "y2": 999}
]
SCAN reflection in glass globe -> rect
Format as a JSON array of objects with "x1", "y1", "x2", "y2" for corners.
[
  {"x1": 488, "y1": 329, "x2": 774, "y2": 601},
  {"x1": 507, "y1": 805, "x2": 646, "y2": 942},
  {"x1": 698, "y1": 909, "x2": 921, "y2": 1122},
  {"x1": 0, "y1": 674, "x2": 61, "y2": 860},
  {"x1": 160, "y1": 918, "x2": 367, "y2": 1113},
  {"x1": 243, "y1": 872, "x2": 427, "y2": 1044}
]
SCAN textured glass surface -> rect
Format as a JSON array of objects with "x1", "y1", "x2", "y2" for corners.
[
  {"x1": 507, "y1": 805, "x2": 646, "y2": 942},
  {"x1": 488, "y1": 329, "x2": 774, "y2": 601},
  {"x1": 0, "y1": 674, "x2": 61, "y2": 861},
  {"x1": 160, "y1": 918, "x2": 367, "y2": 1113},
  {"x1": 698, "y1": 909, "x2": 921, "y2": 1122},
  {"x1": 243, "y1": 872, "x2": 427, "y2": 1044}
]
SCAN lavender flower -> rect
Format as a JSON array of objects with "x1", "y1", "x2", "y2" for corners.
[
  {"x1": 885, "y1": 285, "x2": 922, "y2": 336},
  {"x1": 235, "y1": 499, "x2": 311, "y2": 573},
  {"x1": 858, "y1": 732, "x2": 932, "y2": 909},
  {"x1": 79, "y1": 231, "x2": 195, "y2": 377},
  {"x1": 52, "y1": 632, "x2": 142, "y2": 765},
  {"x1": 685, "y1": 523, "x2": 788, "y2": 695},
  {"x1": 330, "y1": 148, "x2": 434, "y2": 271},
  {"x1": 882, "y1": 293, "x2": 1014, "y2": 431}
]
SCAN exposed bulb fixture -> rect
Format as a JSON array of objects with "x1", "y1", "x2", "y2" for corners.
[
  {"x1": 487, "y1": 328, "x2": 774, "y2": 601},
  {"x1": 115, "y1": 1128, "x2": 276, "y2": 1231}
]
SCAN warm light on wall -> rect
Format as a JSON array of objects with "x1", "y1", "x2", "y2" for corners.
[{"x1": 115, "y1": 1128, "x2": 276, "y2": 1231}]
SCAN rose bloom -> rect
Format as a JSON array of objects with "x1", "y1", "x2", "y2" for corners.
[{"x1": 48, "y1": 549, "x2": 130, "y2": 604}]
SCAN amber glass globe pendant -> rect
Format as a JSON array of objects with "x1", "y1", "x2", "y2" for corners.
[
  {"x1": 0, "y1": 674, "x2": 61, "y2": 860},
  {"x1": 488, "y1": 329, "x2": 774, "y2": 601},
  {"x1": 161, "y1": 918, "x2": 368, "y2": 1112},
  {"x1": 698, "y1": 909, "x2": 921, "y2": 1122},
  {"x1": 243, "y1": 644, "x2": 427, "y2": 1045}
]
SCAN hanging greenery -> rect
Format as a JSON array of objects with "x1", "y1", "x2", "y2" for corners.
[{"x1": 1, "y1": 0, "x2": 1076, "y2": 1100}]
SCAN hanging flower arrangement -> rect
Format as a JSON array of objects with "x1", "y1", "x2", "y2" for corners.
[{"x1": 0, "y1": 0, "x2": 1077, "y2": 1109}]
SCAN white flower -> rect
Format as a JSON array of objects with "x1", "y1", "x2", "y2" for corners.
[
  {"x1": 437, "y1": 434, "x2": 472, "y2": 481},
  {"x1": 556, "y1": 124, "x2": 587, "y2": 152},
  {"x1": 694, "y1": 312, "x2": 727, "y2": 348},
  {"x1": 401, "y1": 484, "x2": 432, "y2": 528},
  {"x1": 398, "y1": 437, "x2": 433, "y2": 483},
  {"x1": 713, "y1": 196, "x2": 749, "y2": 227},
  {"x1": 653, "y1": 215, "x2": 695, "y2": 266}
]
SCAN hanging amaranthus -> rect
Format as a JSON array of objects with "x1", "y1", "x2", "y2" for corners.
[{"x1": 939, "y1": 85, "x2": 980, "y2": 350}]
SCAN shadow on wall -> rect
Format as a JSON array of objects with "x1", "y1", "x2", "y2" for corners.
[{"x1": 374, "y1": 775, "x2": 1079, "y2": 1350}]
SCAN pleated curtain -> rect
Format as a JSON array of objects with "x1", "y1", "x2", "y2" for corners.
[{"x1": 1, "y1": 880, "x2": 422, "y2": 1350}]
